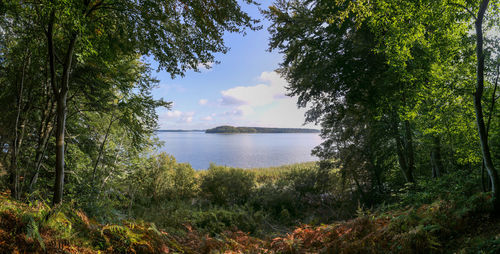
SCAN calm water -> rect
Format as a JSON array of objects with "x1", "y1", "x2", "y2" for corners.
[{"x1": 156, "y1": 132, "x2": 322, "y2": 169}]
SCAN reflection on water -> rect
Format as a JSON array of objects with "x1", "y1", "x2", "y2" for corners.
[{"x1": 156, "y1": 132, "x2": 322, "y2": 169}]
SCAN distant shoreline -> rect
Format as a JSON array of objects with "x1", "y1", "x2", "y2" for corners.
[
  {"x1": 205, "y1": 125, "x2": 320, "y2": 134},
  {"x1": 156, "y1": 127, "x2": 320, "y2": 134},
  {"x1": 156, "y1": 129, "x2": 205, "y2": 132}
]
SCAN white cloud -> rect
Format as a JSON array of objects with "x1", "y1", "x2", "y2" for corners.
[
  {"x1": 162, "y1": 110, "x2": 195, "y2": 123},
  {"x1": 223, "y1": 109, "x2": 244, "y2": 116},
  {"x1": 217, "y1": 71, "x2": 314, "y2": 128},
  {"x1": 258, "y1": 98, "x2": 313, "y2": 128},
  {"x1": 197, "y1": 62, "x2": 214, "y2": 72},
  {"x1": 158, "y1": 71, "x2": 315, "y2": 129},
  {"x1": 220, "y1": 72, "x2": 287, "y2": 109},
  {"x1": 183, "y1": 112, "x2": 195, "y2": 123},
  {"x1": 219, "y1": 71, "x2": 289, "y2": 117},
  {"x1": 165, "y1": 110, "x2": 182, "y2": 118}
]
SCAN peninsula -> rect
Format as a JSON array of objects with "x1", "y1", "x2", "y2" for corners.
[{"x1": 205, "y1": 125, "x2": 320, "y2": 133}]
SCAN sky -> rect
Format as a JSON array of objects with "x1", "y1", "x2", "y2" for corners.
[{"x1": 151, "y1": 2, "x2": 315, "y2": 130}]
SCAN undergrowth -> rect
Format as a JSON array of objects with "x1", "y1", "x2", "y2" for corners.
[{"x1": 1, "y1": 183, "x2": 499, "y2": 253}]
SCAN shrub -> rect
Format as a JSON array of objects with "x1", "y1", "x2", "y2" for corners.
[
  {"x1": 199, "y1": 165, "x2": 255, "y2": 206},
  {"x1": 193, "y1": 206, "x2": 264, "y2": 235},
  {"x1": 130, "y1": 153, "x2": 198, "y2": 205}
]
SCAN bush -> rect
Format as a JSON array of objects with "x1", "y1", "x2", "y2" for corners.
[
  {"x1": 130, "y1": 153, "x2": 198, "y2": 205},
  {"x1": 199, "y1": 165, "x2": 255, "y2": 206},
  {"x1": 193, "y1": 206, "x2": 264, "y2": 235},
  {"x1": 250, "y1": 163, "x2": 354, "y2": 224},
  {"x1": 391, "y1": 169, "x2": 485, "y2": 209}
]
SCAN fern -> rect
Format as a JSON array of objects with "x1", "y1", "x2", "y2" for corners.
[
  {"x1": 147, "y1": 222, "x2": 163, "y2": 236},
  {"x1": 25, "y1": 216, "x2": 45, "y2": 250},
  {"x1": 102, "y1": 224, "x2": 128, "y2": 236}
]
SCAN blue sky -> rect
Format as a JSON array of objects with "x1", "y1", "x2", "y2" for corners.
[{"x1": 151, "y1": 2, "x2": 315, "y2": 130}]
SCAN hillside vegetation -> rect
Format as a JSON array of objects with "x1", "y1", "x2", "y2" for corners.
[{"x1": 0, "y1": 162, "x2": 499, "y2": 253}]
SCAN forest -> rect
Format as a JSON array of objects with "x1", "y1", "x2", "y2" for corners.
[{"x1": 0, "y1": 0, "x2": 500, "y2": 253}]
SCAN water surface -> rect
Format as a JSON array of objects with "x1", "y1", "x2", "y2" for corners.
[{"x1": 156, "y1": 132, "x2": 322, "y2": 169}]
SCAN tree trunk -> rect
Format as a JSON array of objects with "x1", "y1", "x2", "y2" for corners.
[
  {"x1": 474, "y1": 0, "x2": 500, "y2": 212},
  {"x1": 91, "y1": 116, "x2": 115, "y2": 189},
  {"x1": 53, "y1": 92, "x2": 67, "y2": 204},
  {"x1": 98, "y1": 135, "x2": 125, "y2": 198},
  {"x1": 431, "y1": 135, "x2": 444, "y2": 178},
  {"x1": 9, "y1": 143, "x2": 19, "y2": 199},
  {"x1": 482, "y1": 59, "x2": 499, "y2": 192},
  {"x1": 392, "y1": 119, "x2": 412, "y2": 183},
  {"x1": 48, "y1": 10, "x2": 78, "y2": 203},
  {"x1": 28, "y1": 123, "x2": 54, "y2": 194},
  {"x1": 9, "y1": 52, "x2": 30, "y2": 199},
  {"x1": 404, "y1": 120, "x2": 415, "y2": 182},
  {"x1": 29, "y1": 62, "x2": 56, "y2": 195}
]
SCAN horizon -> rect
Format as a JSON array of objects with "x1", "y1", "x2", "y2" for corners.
[
  {"x1": 151, "y1": 4, "x2": 316, "y2": 130},
  {"x1": 157, "y1": 125, "x2": 321, "y2": 131}
]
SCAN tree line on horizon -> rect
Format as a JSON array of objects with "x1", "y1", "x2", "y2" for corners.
[{"x1": 205, "y1": 125, "x2": 320, "y2": 133}]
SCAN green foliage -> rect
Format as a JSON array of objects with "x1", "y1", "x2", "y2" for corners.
[
  {"x1": 2, "y1": 0, "x2": 500, "y2": 252},
  {"x1": 134, "y1": 153, "x2": 198, "y2": 203},
  {"x1": 199, "y1": 165, "x2": 256, "y2": 206},
  {"x1": 391, "y1": 170, "x2": 486, "y2": 209},
  {"x1": 193, "y1": 206, "x2": 264, "y2": 235},
  {"x1": 460, "y1": 236, "x2": 500, "y2": 254},
  {"x1": 251, "y1": 163, "x2": 354, "y2": 224},
  {"x1": 247, "y1": 162, "x2": 315, "y2": 179},
  {"x1": 1, "y1": 163, "x2": 500, "y2": 253},
  {"x1": 0, "y1": 0, "x2": 261, "y2": 204}
]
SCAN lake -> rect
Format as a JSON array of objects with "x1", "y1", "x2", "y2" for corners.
[{"x1": 155, "y1": 132, "x2": 322, "y2": 169}]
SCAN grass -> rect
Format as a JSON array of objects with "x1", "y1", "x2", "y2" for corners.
[
  {"x1": 195, "y1": 161, "x2": 320, "y2": 183},
  {"x1": 246, "y1": 161, "x2": 319, "y2": 183}
]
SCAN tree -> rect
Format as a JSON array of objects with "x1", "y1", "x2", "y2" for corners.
[
  {"x1": 353, "y1": 0, "x2": 500, "y2": 211},
  {"x1": 265, "y1": 0, "x2": 417, "y2": 195},
  {"x1": 268, "y1": 0, "x2": 500, "y2": 212},
  {"x1": 2, "y1": 0, "x2": 259, "y2": 204},
  {"x1": 469, "y1": 0, "x2": 500, "y2": 211}
]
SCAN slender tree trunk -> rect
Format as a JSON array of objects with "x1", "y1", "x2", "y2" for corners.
[
  {"x1": 431, "y1": 135, "x2": 444, "y2": 178},
  {"x1": 9, "y1": 144, "x2": 19, "y2": 199},
  {"x1": 482, "y1": 62, "x2": 499, "y2": 191},
  {"x1": 91, "y1": 116, "x2": 115, "y2": 189},
  {"x1": 9, "y1": 52, "x2": 30, "y2": 199},
  {"x1": 474, "y1": 0, "x2": 500, "y2": 212},
  {"x1": 404, "y1": 120, "x2": 415, "y2": 182},
  {"x1": 392, "y1": 119, "x2": 411, "y2": 183},
  {"x1": 53, "y1": 91, "x2": 67, "y2": 204},
  {"x1": 48, "y1": 8, "x2": 78, "y2": 204},
  {"x1": 29, "y1": 69, "x2": 56, "y2": 194},
  {"x1": 98, "y1": 135, "x2": 125, "y2": 198},
  {"x1": 28, "y1": 124, "x2": 54, "y2": 194}
]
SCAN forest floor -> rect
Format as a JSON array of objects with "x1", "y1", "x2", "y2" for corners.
[{"x1": 0, "y1": 190, "x2": 499, "y2": 253}]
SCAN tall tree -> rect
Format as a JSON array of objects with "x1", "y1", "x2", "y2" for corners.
[
  {"x1": 470, "y1": 0, "x2": 500, "y2": 211},
  {"x1": 3, "y1": 0, "x2": 259, "y2": 204},
  {"x1": 265, "y1": 0, "x2": 406, "y2": 195}
]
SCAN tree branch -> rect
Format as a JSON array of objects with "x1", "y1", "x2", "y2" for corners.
[{"x1": 448, "y1": 2, "x2": 477, "y2": 20}]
